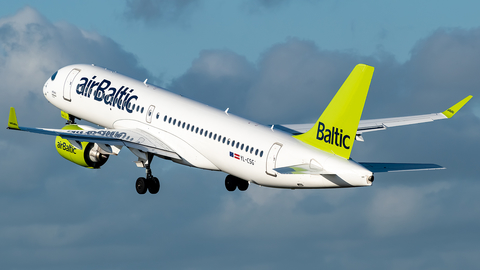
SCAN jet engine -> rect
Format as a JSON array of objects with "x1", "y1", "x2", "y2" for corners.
[{"x1": 55, "y1": 125, "x2": 112, "y2": 169}]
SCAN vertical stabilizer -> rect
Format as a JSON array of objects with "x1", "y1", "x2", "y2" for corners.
[{"x1": 294, "y1": 64, "x2": 374, "y2": 159}]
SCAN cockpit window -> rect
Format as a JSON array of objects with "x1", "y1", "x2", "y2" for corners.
[{"x1": 51, "y1": 71, "x2": 58, "y2": 81}]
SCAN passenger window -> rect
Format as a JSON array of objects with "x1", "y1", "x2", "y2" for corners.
[
  {"x1": 156, "y1": 113, "x2": 159, "y2": 119},
  {"x1": 209, "y1": 132, "x2": 212, "y2": 138},
  {"x1": 232, "y1": 140, "x2": 235, "y2": 146},
  {"x1": 222, "y1": 137, "x2": 226, "y2": 144},
  {"x1": 250, "y1": 148, "x2": 253, "y2": 154},
  {"x1": 236, "y1": 142, "x2": 239, "y2": 148},
  {"x1": 168, "y1": 117, "x2": 172, "y2": 123},
  {"x1": 218, "y1": 135, "x2": 221, "y2": 142},
  {"x1": 255, "y1": 149, "x2": 259, "y2": 155},
  {"x1": 213, "y1": 134, "x2": 217, "y2": 140},
  {"x1": 205, "y1": 130, "x2": 208, "y2": 137},
  {"x1": 241, "y1": 144, "x2": 244, "y2": 150},
  {"x1": 182, "y1": 123, "x2": 186, "y2": 129},
  {"x1": 196, "y1": 127, "x2": 199, "y2": 133},
  {"x1": 260, "y1": 151, "x2": 264, "y2": 157},
  {"x1": 246, "y1": 146, "x2": 249, "y2": 152},
  {"x1": 141, "y1": 107, "x2": 144, "y2": 113},
  {"x1": 200, "y1": 129, "x2": 203, "y2": 135},
  {"x1": 187, "y1": 124, "x2": 190, "y2": 130},
  {"x1": 178, "y1": 121, "x2": 181, "y2": 127},
  {"x1": 164, "y1": 115, "x2": 167, "y2": 121},
  {"x1": 173, "y1": 119, "x2": 176, "y2": 125}
]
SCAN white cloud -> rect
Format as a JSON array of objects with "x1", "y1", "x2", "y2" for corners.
[
  {"x1": 124, "y1": 0, "x2": 200, "y2": 25},
  {"x1": 367, "y1": 182, "x2": 451, "y2": 236}
]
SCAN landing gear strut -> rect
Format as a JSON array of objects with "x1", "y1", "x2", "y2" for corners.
[{"x1": 135, "y1": 152, "x2": 160, "y2": 194}]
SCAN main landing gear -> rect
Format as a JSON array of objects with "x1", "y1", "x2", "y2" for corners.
[
  {"x1": 135, "y1": 152, "x2": 160, "y2": 194},
  {"x1": 225, "y1": 175, "x2": 249, "y2": 192}
]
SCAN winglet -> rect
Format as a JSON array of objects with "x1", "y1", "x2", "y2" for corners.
[
  {"x1": 442, "y1": 95, "x2": 472, "y2": 118},
  {"x1": 7, "y1": 107, "x2": 20, "y2": 130},
  {"x1": 294, "y1": 64, "x2": 374, "y2": 159}
]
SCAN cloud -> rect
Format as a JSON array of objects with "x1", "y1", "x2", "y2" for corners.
[
  {"x1": 404, "y1": 28, "x2": 480, "y2": 104},
  {"x1": 169, "y1": 49, "x2": 256, "y2": 113},
  {"x1": 170, "y1": 38, "x2": 391, "y2": 124},
  {"x1": 163, "y1": 29, "x2": 480, "y2": 268},
  {"x1": 241, "y1": 0, "x2": 315, "y2": 14},
  {"x1": 123, "y1": 0, "x2": 200, "y2": 25},
  {"x1": 1, "y1": 6, "x2": 480, "y2": 270},
  {"x1": 0, "y1": 6, "x2": 151, "y2": 109},
  {"x1": 0, "y1": 6, "x2": 153, "y2": 194}
]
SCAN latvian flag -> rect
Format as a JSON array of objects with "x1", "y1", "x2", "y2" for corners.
[{"x1": 229, "y1": 152, "x2": 240, "y2": 160}]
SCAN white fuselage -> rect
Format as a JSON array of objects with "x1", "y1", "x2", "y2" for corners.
[{"x1": 43, "y1": 64, "x2": 373, "y2": 189}]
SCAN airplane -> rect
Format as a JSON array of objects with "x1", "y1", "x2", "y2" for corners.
[{"x1": 7, "y1": 63, "x2": 472, "y2": 194}]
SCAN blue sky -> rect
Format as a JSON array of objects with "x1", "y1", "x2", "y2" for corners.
[{"x1": 1, "y1": 1, "x2": 480, "y2": 269}]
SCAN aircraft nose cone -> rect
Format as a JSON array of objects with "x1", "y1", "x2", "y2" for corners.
[
  {"x1": 44, "y1": 70, "x2": 58, "y2": 101},
  {"x1": 43, "y1": 80, "x2": 48, "y2": 96}
]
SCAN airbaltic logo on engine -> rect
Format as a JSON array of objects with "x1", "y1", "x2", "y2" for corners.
[
  {"x1": 57, "y1": 141, "x2": 77, "y2": 154},
  {"x1": 316, "y1": 122, "x2": 351, "y2": 149},
  {"x1": 76, "y1": 76, "x2": 138, "y2": 113}
]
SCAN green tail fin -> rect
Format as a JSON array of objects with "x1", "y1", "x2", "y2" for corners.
[{"x1": 294, "y1": 64, "x2": 374, "y2": 159}]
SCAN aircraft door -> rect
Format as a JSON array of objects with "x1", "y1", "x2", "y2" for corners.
[
  {"x1": 266, "y1": 143, "x2": 282, "y2": 176},
  {"x1": 146, "y1": 105, "x2": 155, "y2": 123},
  {"x1": 63, "y1": 69, "x2": 80, "y2": 101}
]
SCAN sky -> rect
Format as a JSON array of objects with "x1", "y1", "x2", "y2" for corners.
[{"x1": 1, "y1": 0, "x2": 480, "y2": 269}]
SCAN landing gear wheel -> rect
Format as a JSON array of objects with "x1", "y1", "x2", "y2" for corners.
[
  {"x1": 136, "y1": 177, "x2": 148, "y2": 194},
  {"x1": 237, "y1": 180, "x2": 249, "y2": 191},
  {"x1": 225, "y1": 175, "x2": 237, "y2": 192},
  {"x1": 135, "y1": 152, "x2": 162, "y2": 195},
  {"x1": 148, "y1": 177, "x2": 160, "y2": 194}
]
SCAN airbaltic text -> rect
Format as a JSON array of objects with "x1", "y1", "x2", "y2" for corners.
[
  {"x1": 76, "y1": 76, "x2": 138, "y2": 113},
  {"x1": 57, "y1": 141, "x2": 76, "y2": 154},
  {"x1": 316, "y1": 122, "x2": 351, "y2": 149}
]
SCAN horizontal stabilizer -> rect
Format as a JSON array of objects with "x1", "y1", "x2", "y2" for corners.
[{"x1": 359, "y1": 162, "x2": 444, "y2": 173}]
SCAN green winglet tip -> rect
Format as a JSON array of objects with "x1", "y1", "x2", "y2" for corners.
[
  {"x1": 442, "y1": 95, "x2": 473, "y2": 118},
  {"x1": 8, "y1": 107, "x2": 19, "y2": 130}
]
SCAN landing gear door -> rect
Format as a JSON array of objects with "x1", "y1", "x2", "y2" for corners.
[
  {"x1": 266, "y1": 143, "x2": 282, "y2": 177},
  {"x1": 63, "y1": 69, "x2": 80, "y2": 101}
]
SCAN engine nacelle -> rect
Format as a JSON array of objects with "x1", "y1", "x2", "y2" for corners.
[{"x1": 55, "y1": 125, "x2": 109, "y2": 169}]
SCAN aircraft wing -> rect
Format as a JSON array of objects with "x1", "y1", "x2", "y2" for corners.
[
  {"x1": 7, "y1": 107, "x2": 180, "y2": 160},
  {"x1": 276, "y1": 95, "x2": 472, "y2": 141}
]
